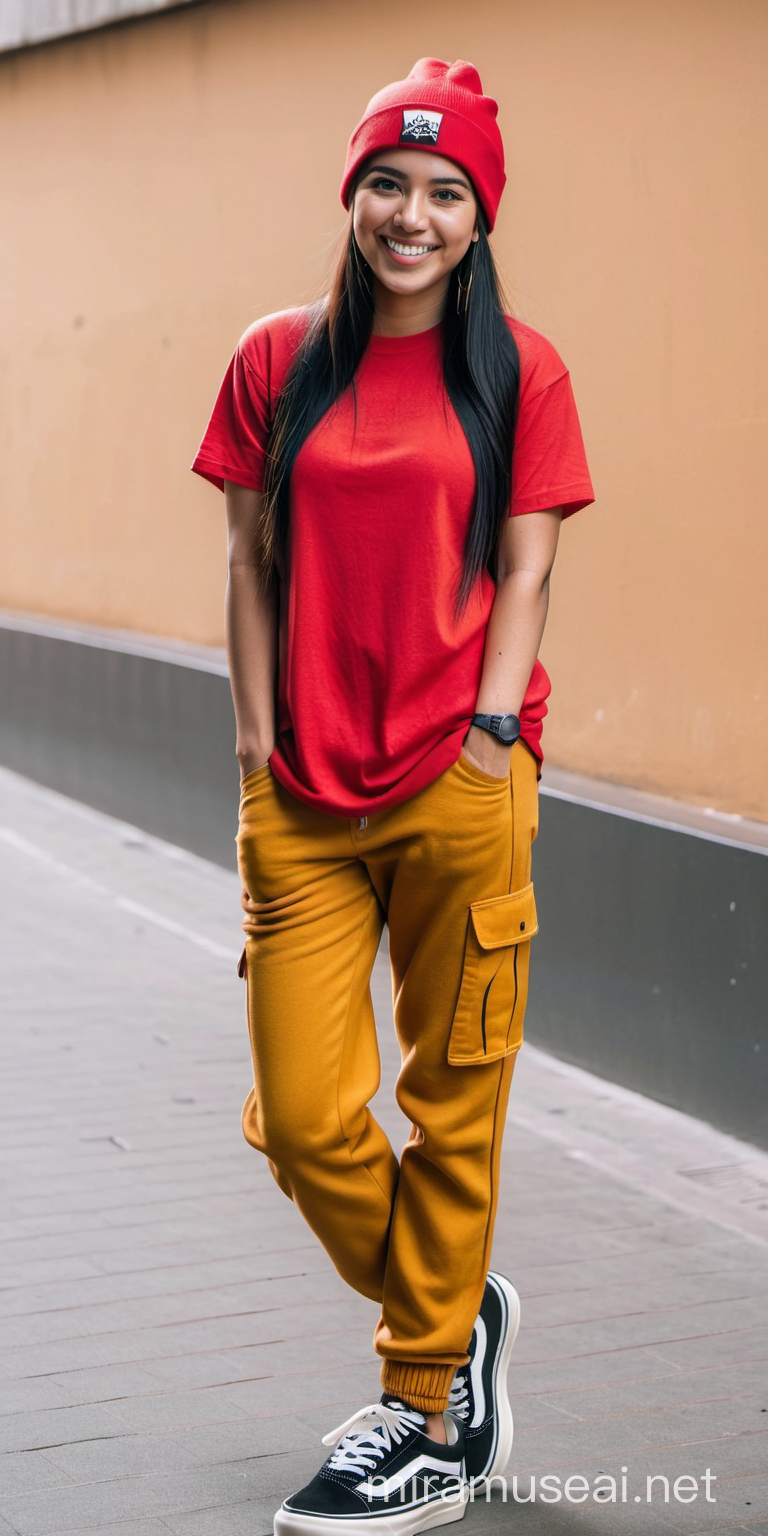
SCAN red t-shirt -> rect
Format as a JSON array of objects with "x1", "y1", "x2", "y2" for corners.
[{"x1": 192, "y1": 308, "x2": 594, "y2": 816}]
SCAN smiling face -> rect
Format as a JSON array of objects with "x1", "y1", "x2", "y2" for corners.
[{"x1": 352, "y1": 147, "x2": 479, "y2": 318}]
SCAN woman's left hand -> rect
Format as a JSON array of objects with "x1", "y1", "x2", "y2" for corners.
[{"x1": 460, "y1": 724, "x2": 512, "y2": 780}]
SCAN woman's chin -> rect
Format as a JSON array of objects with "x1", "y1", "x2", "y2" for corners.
[{"x1": 372, "y1": 266, "x2": 447, "y2": 301}]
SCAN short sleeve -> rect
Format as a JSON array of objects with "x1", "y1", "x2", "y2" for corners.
[
  {"x1": 190, "y1": 344, "x2": 271, "y2": 494},
  {"x1": 510, "y1": 371, "x2": 595, "y2": 519}
]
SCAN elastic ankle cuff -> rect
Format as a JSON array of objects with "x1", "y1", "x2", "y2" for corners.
[{"x1": 380, "y1": 1359, "x2": 457, "y2": 1414}]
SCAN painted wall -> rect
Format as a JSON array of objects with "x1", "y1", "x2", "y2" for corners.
[{"x1": 1, "y1": 0, "x2": 766, "y2": 817}]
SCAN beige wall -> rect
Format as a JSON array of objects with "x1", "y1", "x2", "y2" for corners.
[{"x1": 1, "y1": 0, "x2": 766, "y2": 817}]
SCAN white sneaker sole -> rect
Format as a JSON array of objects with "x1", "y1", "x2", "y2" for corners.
[
  {"x1": 274, "y1": 1484, "x2": 469, "y2": 1536},
  {"x1": 480, "y1": 1272, "x2": 521, "y2": 1485}
]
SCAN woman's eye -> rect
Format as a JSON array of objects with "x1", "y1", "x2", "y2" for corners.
[
  {"x1": 371, "y1": 178, "x2": 398, "y2": 192},
  {"x1": 434, "y1": 189, "x2": 460, "y2": 202}
]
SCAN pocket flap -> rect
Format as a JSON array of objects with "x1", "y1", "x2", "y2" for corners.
[{"x1": 469, "y1": 883, "x2": 538, "y2": 949}]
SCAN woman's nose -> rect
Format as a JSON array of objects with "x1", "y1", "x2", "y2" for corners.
[{"x1": 394, "y1": 195, "x2": 430, "y2": 231}]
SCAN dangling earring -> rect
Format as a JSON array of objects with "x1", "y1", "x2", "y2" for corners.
[{"x1": 456, "y1": 242, "x2": 477, "y2": 315}]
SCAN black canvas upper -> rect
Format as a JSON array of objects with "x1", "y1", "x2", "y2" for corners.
[
  {"x1": 447, "y1": 1272, "x2": 513, "y2": 1482},
  {"x1": 283, "y1": 1394, "x2": 466, "y2": 1520}
]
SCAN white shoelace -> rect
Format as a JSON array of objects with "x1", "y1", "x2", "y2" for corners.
[
  {"x1": 321, "y1": 1400, "x2": 426, "y2": 1477},
  {"x1": 448, "y1": 1374, "x2": 470, "y2": 1421}
]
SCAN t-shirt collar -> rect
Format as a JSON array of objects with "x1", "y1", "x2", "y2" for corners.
[{"x1": 366, "y1": 321, "x2": 444, "y2": 355}]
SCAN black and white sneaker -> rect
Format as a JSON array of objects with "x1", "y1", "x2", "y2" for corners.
[
  {"x1": 274, "y1": 1393, "x2": 468, "y2": 1536},
  {"x1": 447, "y1": 1271, "x2": 521, "y2": 1487}
]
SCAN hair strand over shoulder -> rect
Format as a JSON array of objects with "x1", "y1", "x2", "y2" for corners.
[{"x1": 262, "y1": 208, "x2": 519, "y2": 624}]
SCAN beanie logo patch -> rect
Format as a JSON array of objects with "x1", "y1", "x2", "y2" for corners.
[{"x1": 400, "y1": 109, "x2": 442, "y2": 145}]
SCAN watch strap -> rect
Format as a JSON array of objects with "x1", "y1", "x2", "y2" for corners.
[{"x1": 471, "y1": 712, "x2": 522, "y2": 743}]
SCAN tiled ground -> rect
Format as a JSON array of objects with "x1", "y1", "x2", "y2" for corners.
[{"x1": 1, "y1": 765, "x2": 766, "y2": 1536}]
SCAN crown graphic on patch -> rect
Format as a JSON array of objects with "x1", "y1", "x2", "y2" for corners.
[{"x1": 400, "y1": 109, "x2": 443, "y2": 145}]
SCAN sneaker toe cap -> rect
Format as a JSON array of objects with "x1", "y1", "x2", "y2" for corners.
[{"x1": 283, "y1": 1474, "x2": 369, "y2": 1518}]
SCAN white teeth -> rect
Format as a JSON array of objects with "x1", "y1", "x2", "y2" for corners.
[{"x1": 385, "y1": 238, "x2": 438, "y2": 257}]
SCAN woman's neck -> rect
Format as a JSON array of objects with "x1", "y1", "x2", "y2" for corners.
[{"x1": 371, "y1": 277, "x2": 448, "y2": 337}]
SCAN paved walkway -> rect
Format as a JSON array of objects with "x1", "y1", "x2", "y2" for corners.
[{"x1": 1, "y1": 764, "x2": 766, "y2": 1536}]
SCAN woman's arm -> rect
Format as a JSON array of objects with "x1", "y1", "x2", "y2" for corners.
[
  {"x1": 463, "y1": 506, "x2": 564, "y2": 776},
  {"x1": 223, "y1": 481, "x2": 279, "y2": 780}
]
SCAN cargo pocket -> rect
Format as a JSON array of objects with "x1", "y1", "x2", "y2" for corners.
[{"x1": 447, "y1": 884, "x2": 538, "y2": 1066}]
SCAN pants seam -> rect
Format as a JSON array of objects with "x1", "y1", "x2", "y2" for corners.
[
  {"x1": 336, "y1": 895, "x2": 394, "y2": 1210},
  {"x1": 479, "y1": 1051, "x2": 514, "y2": 1276}
]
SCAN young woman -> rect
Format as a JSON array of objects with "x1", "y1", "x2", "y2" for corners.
[{"x1": 192, "y1": 57, "x2": 594, "y2": 1536}]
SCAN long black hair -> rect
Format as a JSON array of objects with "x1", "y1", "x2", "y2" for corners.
[{"x1": 261, "y1": 204, "x2": 520, "y2": 624}]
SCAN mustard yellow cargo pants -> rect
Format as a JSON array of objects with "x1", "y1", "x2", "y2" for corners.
[{"x1": 235, "y1": 740, "x2": 539, "y2": 1414}]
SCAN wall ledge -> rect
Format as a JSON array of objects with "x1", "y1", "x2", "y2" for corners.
[
  {"x1": 2, "y1": 604, "x2": 765, "y2": 854},
  {"x1": 1, "y1": 606, "x2": 765, "y2": 1143},
  {"x1": 541, "y1": 765, "x2": 768, "y2": 858},
  {"x1": 0, "y1": 605, "x2": 227, "y2": 673},
  {"x1": 0, "y1": 0, "x2": 200, "y2": 54}
]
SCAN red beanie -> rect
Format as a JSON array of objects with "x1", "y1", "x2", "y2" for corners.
[{"x1": 340, "y1": 58, "x2": 506, "y2": 232}]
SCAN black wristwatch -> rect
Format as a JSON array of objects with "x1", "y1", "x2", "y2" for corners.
[{"x1": 471, "y1": 712, "x2": 521, "y2": 746}]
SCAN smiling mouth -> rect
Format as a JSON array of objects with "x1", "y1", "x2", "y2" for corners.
[{"x1": 383, "y1": 237, "x2": 440, "y2": 258}]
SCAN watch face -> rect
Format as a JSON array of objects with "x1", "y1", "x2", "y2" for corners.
[{"x1": 499, "y1": 715, "x2": 520, "y2": 744}]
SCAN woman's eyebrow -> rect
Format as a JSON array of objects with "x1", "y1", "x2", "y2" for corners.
[
  {"x1": 365, "y1": 164, "x2": 407, "y2": 179},
  {"x1": 365, "y1": 163, "x2": 471, "y2": 191}
]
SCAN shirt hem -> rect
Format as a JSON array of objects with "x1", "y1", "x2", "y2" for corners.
[
  {"x1": 510, "y1": 483, "x2": 595, "y2": 518},
  {"x1": 190, "y1": 457, "x2": 264, "y2": 494},
  {"x1": 268, "y1": 726, "x2": 544, "y2": 818}
]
